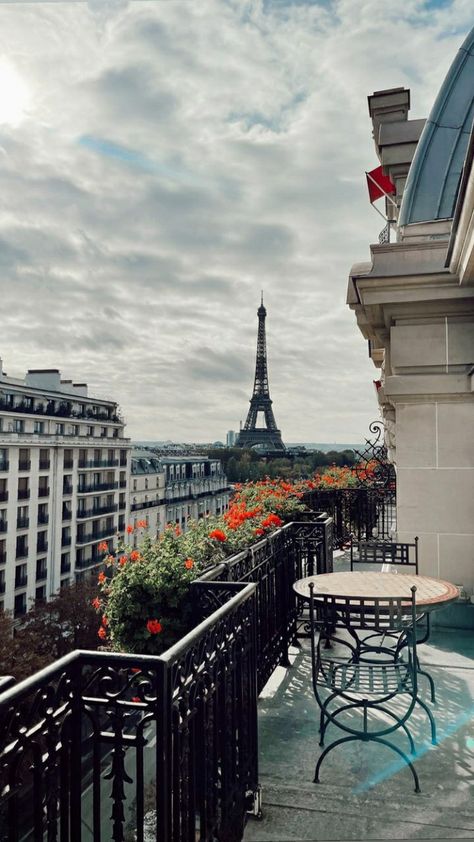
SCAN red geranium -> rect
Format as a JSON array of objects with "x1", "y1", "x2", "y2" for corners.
[
  {"x1": 147, "y1": 619, "x2": 163, "y2": 635},
  {"x1": 209, "y1": 529, "x2": 227, "y2": 542}
]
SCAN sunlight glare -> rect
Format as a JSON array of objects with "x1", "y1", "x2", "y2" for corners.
[{"x1": 0, "y1": 61, "x2": 30, "y2": 126}]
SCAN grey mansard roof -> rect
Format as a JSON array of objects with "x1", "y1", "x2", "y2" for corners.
[{"x1": 398, "y1": 26, "x2": 474, "y2": 226}]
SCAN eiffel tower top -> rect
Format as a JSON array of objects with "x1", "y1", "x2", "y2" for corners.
[{"x1": 235, "y1": 295, "x2": 285, "y2": 452}]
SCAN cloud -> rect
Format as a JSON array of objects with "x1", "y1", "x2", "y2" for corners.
[{"x1": 0, "y1": 0, "x2": 471, "y2": 442}]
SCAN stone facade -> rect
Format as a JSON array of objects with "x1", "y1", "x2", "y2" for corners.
[{"x1": 347, "y1": 39, "x2": 474, "y2": 592}]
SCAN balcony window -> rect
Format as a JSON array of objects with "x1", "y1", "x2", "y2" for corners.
[
  {"x1": 62, "y1": 527, "x2": 71, "y2": 547},
  {"x1": 0, "y1": 510, "x2": 6, "y2": 533},
  {"x1": 0, "y1": 450, "x2": 8, "y2": 471},
  {"x1": 60, "y1": 553, "x2": 71, "y2": 574},
  {"x1": 36, "y1": 558, "x2": 47, "y2": 581},
  {"x1": 17, "y1": 506, "x2": 29, "y2": 529},
  {"x1": 38, "y1": 503, "x2": 48, "y2": 525},
  {"x1": 18, "y1": 449, "x2": 30, "y2": 471},
  {"x1": 18, "y1": 478, "x2": 29, "y2": 500},
  {"x1": 14, "y1": 592, "x2": 26, "y2": 617},
  {"x1": 38, "y1": 478, "x2": 49, "y2": 498},
  {"x1": 35, "y1": 585, "x2": 46, "y2": 601},
  {"x1": 37, "y1": 531, "x2": 48, "y2": 553},
  {"x1": 39, "y1": 448, "x2": 50, "y2": 470},
  {"x1": 62, "y1": 502, "x2": 72, "y2": 520},
  {"x1": 63, "y1": 475, "x2": 73, "y2": 495},
  {"x1": 15, "y1": 564, "x2": 27, "y2": 588},
  {"x1": 64, "y1": 449, "x2": 73, "y2": 469}
]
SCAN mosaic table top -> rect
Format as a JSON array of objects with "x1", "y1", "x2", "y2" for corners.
[{"x1": 293, "y1": 572, "x2": 459, "y2": 610}]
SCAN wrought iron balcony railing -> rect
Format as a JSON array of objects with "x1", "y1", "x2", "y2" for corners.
[{"x1": 0, "y1": 515, "x2": 333, "y2": 842}]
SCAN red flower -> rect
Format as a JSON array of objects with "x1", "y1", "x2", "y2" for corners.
[
  {"x1": 184, "y1": 558, "x2": 194, "y2": 570},
  {"x1": 136, "y1": 519, "x2": 147, "y2": 529},
  {"x1": 119, "y1": 555, "x2": 128, "y2": 566},
  {"x1": 91, "y1": 596, "x2": 101, "y2": 610},
  {"x1": 101, "y1": 615, "x2": 108, "y2": 627},
  {"x1": 98, "y1": 571, "x2": 106, "y2": 584},
  {"x1": 126, "y1": 525, "x2": 134, "y2": 534},
  {"x1": 131, "y1": 696, "x2": 141, "y2": 703},
  {"x1": 131, "y1": 667, "x2": 141, "y2": 674},
  {"x1": 254, "y1": 528, "x2": 265, "y2": 537},
  {"x1": 147, "y1": 619, "x2": 163, "y2": 635},
  {"x1": 262, "y1": 513, "x2": 283, "y2": 529},
  {"x1": 175, "y1": 525, "x2": 182, "y2": 537},
  {"x1": 130, "y1": 550, "x2": 141, "y2": 562},
  {"x1": 98, "y1": 541, "x2": 108, "y2": 553},
  {"x1": 98, "y1": 626, "x2": 107, "y2": 640},
  {"x1": 209, "y1": 529, "x2": 227, "y2": 542}
]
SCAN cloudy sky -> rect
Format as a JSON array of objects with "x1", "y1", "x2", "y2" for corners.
[{"x1": 0, "y1": 0, "x2": 471, "y2": 443}]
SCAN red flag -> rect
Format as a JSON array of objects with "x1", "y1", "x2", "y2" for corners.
[{"x1": 366, "y1": 166, "x2": 396, "y2": 203}]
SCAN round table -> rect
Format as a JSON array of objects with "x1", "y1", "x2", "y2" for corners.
[{"x1": 293, "y1": 571, "x2": 459, "y2": 611}]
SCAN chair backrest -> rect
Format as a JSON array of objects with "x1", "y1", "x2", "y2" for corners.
[
  {"x1": 309, "y1": 583, "x2": 418, "y2": 640},
  {"x1": 350, "y1": 536, "x2": 418, "y2": 573}
]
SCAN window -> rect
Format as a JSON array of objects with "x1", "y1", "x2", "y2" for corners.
[
  {"x1": 100, "y1": 427, "x2": 107, "y2": 438},
  {"x1": 63, "y1": 475, "x2": 73, "y2": 494},
  {"x1": 133, "y1": 479, "x2": 137, "y2": 491},
  {"x1": 38, "y1": 476, "x2": 49, "y2": 497},
  {"x1": 39, "y1": 448, "x2": 50, "y2": 469},
  {"x1": 37, "y1": 531, "x2": 48, "y2": 553},
  {"x1": 15, "y1": 563, "x2": 27, "y2": 587},
  {"x1": 18, "y1": 477, "x2": 29, "y2": 500},
  {"x1": 13, "y1": 419, "x2": 24, "y2": 433},
  {"x1": 55, "y1": 423, "x2": 64, "y2": 435},
  {"x1": 14, "y1": 592, "x2": 27, "y2": 617},
  {"x1": 62, "y1": 527, "x2": 71, "y2": 547},
  {"x1": 87, "y1": 426, "x2": 94, "y2": 436},
  {"x1": 18, "y1": 448, "x2": 30, "y2": 470},
  {"x1": 0, "y1": 449, "x2": 8, "y2": 471},
  {"x1": 36, "y1": 558, "x2": 47, "y2": 581},
  {"x1": 61, "y1": 553, "x2": 71, "y2": 574},
  {"x1": 17, "y1": 505, "x2": 29, "y2": 529},
  {"x1": 145, "y1": 479, "x2": 148, "y2": 490},
  {"x1": 64, "y1": 449, "x2": 73, "y2": 469},
  {"x1": 35, "y1": 585, "x2": 46, "y2": 601},
  {"x1": 0, "y1": 539, "x2": 5, "y2": 564},
  {"x1": 62, "y1": 501, "x2": 72, "y2": 520},
  {"x1": 38, "y1": 503, "x2": 48, "y2": 524},
  {"x1": 34, "y1": 420, "x2": 44, "y2": 434},
  {"x1": 71, "y1": 425, "x2": 79, "y2": 436},
  {"x1": 0, "y1": 569, "x2": 5, "y2": 594},
  {"x1": 60, "y1": 578, "x2": 70, "y2": 588}
]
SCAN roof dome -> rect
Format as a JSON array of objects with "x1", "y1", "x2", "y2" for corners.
[{"x1": 398, "y1": 26, "x2": 474, "y2": 226}]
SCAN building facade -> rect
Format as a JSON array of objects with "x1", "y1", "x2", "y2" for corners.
[
  {"x1": 161, "y1": 456, "x2": 230, "y2": 529},
  {"x1": 0, "y1": 362, "x2": 131, "y2": 616},
  {"x1": 347, "y1": 28, "x2": 474, "y2": 590},
  {"x1": 130, "y1": 451, "x2": 166, "y2": 540}
]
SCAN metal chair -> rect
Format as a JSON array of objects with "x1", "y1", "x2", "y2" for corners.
[
  {"x1": 349, "y1": 536, "x2": 435, "y2": 706},
  {"x1": 309, "y1": 583, "x2": 422, "y2": 793},
  {"x1": 350, "y1": 536, "x2": 419, "y2": 573}
]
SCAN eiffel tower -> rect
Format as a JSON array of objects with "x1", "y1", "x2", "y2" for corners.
[{"x1": 236, "y1": 294, "x2": 285, "y2": 452}]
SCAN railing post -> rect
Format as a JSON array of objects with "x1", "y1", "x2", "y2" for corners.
[
  {"x1": 155, "y1": 658, "x2": 170, "y2": 842},
  {"x1": 69, "y1": 657, "x2": 83, "y2": 842}
]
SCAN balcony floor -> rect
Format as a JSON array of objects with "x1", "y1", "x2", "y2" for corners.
[{"x1": 244, "y1": 557, "x2": 474, "y2": 841}]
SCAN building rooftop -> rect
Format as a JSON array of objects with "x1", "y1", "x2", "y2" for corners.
[{"x1": 399, "y1": 25, "x2": 474, "y2": 227}]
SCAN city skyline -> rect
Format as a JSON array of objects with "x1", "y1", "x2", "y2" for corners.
[{"x1": 0, "y1": 1, "x2": 471, "y2": 442}]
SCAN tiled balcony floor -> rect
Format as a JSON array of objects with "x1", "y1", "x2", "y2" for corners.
[{"x1": 244, "y1": 559, "x2": 474, "y2": 841}]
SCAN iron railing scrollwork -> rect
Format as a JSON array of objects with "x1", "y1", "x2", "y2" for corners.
[{"x1": 352, "y1": 420, "x2": 396, "y2": 491}]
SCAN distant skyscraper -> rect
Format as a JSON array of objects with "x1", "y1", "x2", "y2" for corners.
[
  {"x1": 226, "y1": 430, "x2": 236, "y2": 447},
  {"x1": 236, "y1": 295, "x2": 285, "y2": 452}
]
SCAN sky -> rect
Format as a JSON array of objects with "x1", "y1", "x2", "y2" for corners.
[{"x1": 0, "y1": 0, "x2": 471, "y2": 444}]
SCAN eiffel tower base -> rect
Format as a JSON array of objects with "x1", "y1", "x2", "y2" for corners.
[{"x1": 236, "y1": 428, "x2": 286, "y2": 452}]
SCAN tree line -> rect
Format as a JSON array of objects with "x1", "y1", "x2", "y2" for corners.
[{"x1": 205, "y1": 447, "x2": 357, "y2": 483}]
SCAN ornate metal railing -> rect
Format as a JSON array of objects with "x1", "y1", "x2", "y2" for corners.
[
  {"x1": 0, "y1": 582, "x2": 258, "y2": 842},
  {"x1": 0, "y1": 519, "x2": 328, "y2": 842},
  {"x1": 303, "y1": 486, "x2": 396, "y2": 547}
]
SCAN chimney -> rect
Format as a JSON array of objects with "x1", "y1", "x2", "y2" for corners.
[
  {"x1": 25, "y1": 369, "x2": 61, "y2": 391},
  {"x1": 367, "y1": 87, "x2": 425, "y2": 222}
]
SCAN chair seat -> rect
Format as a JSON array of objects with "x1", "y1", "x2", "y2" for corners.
[{"x1": 318, "y1": 659, "x2": 413, "y2": 695}]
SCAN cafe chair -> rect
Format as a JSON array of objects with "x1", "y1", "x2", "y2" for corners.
[
  {"x1": 309, "y1": 583, "x2": 422, "y2": 793},
  {"x1": 349, "y1": 535, "x2": 436, "y2": 705}
]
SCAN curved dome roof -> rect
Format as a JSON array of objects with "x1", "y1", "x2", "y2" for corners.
[{"x1": 398, "y1": 26, "x2": 474, "y2": 227}]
